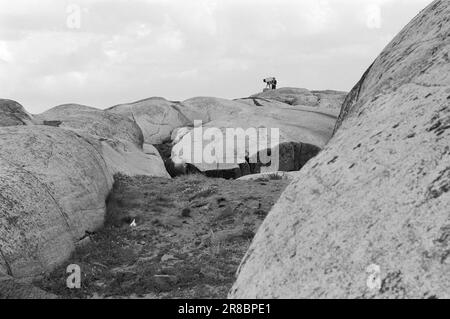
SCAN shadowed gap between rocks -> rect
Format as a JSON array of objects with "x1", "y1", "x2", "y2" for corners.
[{"x1": 155, "y1": 141, "x2": 322, "y2": 179}]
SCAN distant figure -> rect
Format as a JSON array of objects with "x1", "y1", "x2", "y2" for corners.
[{"x1": 263, "y1": 77, "x2": 277, "y2": 91}]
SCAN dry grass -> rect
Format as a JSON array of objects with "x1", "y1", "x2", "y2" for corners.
[{"x1": 34, "y1": 173, "x2": 289, "y2": 299}]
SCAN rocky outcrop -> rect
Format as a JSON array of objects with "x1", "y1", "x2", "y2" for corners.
[
  {"x1": 182, "y1": 96, "x2": 252, "y2": 122},
  {"x1": 37, "y1": 104, "x2": 169, "y2": 178},
  {"x1": 0, "y1": 99, "x2": 35, "y2": 127},
  {"x1": 37, "y1": 104, "x2": 144, "y2": 147},
  {"x1": 0, "y1": 126, "x2": 113, "y2": 279},
  {"x1": 251, "y1": 88, "x2": 347, "y2": 110},
  {"x1": 171, "y1": 98, "x2": 336, "y2": 178},
  {"x1": 0, "y1": 102, "x2": 170, "y2": 289},
  {"x1": 99, "y1": 139, "x2": 168, "y2": 177},
  {"x1": 107, "y1": 97, "x2": 192, "y2": 145},
  {"x1": 105, "y1": 94, "x2": 339, "y2": 178},
  {"x1": 230, "y1": 0, "x2": 450, "y2": 299}
]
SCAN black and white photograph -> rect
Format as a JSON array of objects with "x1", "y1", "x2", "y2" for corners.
[{"x1": 0, "y1": 0, "x2": 449, "y2": 304}]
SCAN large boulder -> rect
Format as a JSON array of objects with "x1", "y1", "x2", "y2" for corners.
[
  {"x1": 99, "y1": 139, "x2": 169, "y2": 177},
  {"x1": 37, "y1": 104, "x2": 144, "y2": 147},
  {"x1": 230, "y1": 0, "x2": 450, "y2": 299},
  {"x1": 37, "y1": 104, "x2": 169, "y2": 178},
  {"x1": 0, "y1": 99, "x2": 35, "y2": 127},
  {"x1": 107, "y1": 96, "x2": 252, "y2": 143},
  {"x1": 251, "y1": 88, "x2": 346, "y2": 110},
  {"x1": 172, "y1": 98, "x2": 336, "y2": 177},
  {"x1": 106, "y1": 93, "x2": 339, "y2": 178},
  {"x1": 0, "y1": 126, "x2": 113, "y2": 279},
  {"x1": 107, "y1": 97, "x2": 192, "y2": 145},
  {"x1": 311, "y1": 90, "x2": 348, "y2": 110},
  {"x1": 182, "y1": 96, "x2": 252, "y2": 122},
  {"x1": 1, "y1": 102, "x2": 170, "y2": 293}
]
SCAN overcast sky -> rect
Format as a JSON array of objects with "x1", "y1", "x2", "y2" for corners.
[{"x1": 0, "y1": 0, "x2": 432, "y2": 113}]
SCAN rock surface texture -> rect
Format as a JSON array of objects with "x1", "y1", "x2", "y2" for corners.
[
  {"x1": 107, "y1": 97, "x2": 192, "y2": 145},
  {"x1": 237, "y1": 171, "x2": 297, "y2": 182},
  {"x1": 38, "y1": 104, "x2": 169, "y2": 178},
  {"x1": 230, "y1": 0, "x2": 450, "y2": 299},
  {"x1": 0, "y1": 102, "x2": 169, "y2": 290},
  {"x1": 38, "y1": 104, "x2": 144, "y2": 146},
  {"x1": 0, "y1": 126, "x2": 113, "y2": 279},
  {"x1": 170, "y1": 97, "x2": 338, "y2": 177},
  {"x1": 251, "y1": 88, "x2": 347, "y2": 110},
  {"x1": 0, "y1": 99, "x2": 35, "y2": 127},
  {"x1": 105, "y1": 93, "x2": 340, "y2": 178}
]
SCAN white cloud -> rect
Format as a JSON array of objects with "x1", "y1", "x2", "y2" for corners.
[
  {"x1": 0, "y1": 0, "x2": 435, "y2": 113},
  {"x1": 366, "y1": 4, "x2": 383, "y2": 29},
  {"x1": 0, "y1": 41, "x2": 13, "y2": 63},
  {"x1": 301, "y1": 0, "x2": 334, "y2": 34}
]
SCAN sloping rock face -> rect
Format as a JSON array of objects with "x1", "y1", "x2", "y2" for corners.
[
  {"x1": 230, "y1": 0, "x2": 450, "y2": 299},
  {"x1": 251, "y1": 88, "x2": 346, "y2": 110},
  {"x1": 312, "y1": 90, "x2": 348, "y2": 110},
  {"x1": 37, "y1": 104, "x2": 169, "y2": 178},
  {"x1": 107, "y1": 97, "x2": 192, "y2": 145},
  {"x1": 105, "y1": 93, "x2": 340, "y2": 178},
  {"x1": 38, "y1": 104, "x2": 144, "y2": 147},
  {"x1": 182, "y1": 96, "x2": 251, "y2": 122},
  {"x1": 99, "y1": 139, "x2": 169, "y2": 177},
  {"x1": 0, "y1": 126, "x2": 113, "y2": 279},
  {"x1": 171, "y1": 98, "x2": 336, "y2": 177},
  {"x1": 0, "y1": 99, "x2": 35, "y2": 127},
  {"x1": 0, "y1": 102, "x2": 170, "y2": 285}
]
